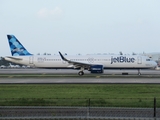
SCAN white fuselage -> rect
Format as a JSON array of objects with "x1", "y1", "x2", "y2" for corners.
[{"x1": 4, "y1": 54, "x2": 157, "y2": 69}]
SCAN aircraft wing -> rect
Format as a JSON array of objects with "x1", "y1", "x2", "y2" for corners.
[
  {"x1": 59, "y1": 52, "x2": 98, "y2": 68},
  {"x1": 4, "y1": 56, "x2": 23, "y2": 60}
]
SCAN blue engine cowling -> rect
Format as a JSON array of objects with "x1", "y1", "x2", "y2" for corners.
[{"x1": 90, "y1": 65, "x2": 104, "y2": 73}]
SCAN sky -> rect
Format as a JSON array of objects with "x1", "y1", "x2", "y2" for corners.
[{"x1": 1, "y1": 0, "x2": 160, "y2": 56}]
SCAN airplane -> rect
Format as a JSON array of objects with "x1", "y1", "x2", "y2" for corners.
[
  {"x1": 8, "y1": 63, "x2": 20, "y2": 68},
  {"x1": 0, "y1": 65, "x2": 6, "y2": 69},
  {"x1": 22, "y1": 65, "x2": 30, "y2": 69},
  {"x1": 4, "y1": 35, "x2": 157, "y2": 76}
]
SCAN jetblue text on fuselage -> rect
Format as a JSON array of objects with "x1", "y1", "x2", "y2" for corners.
[{"x1": 111, "y1": 56, "x2": 135, "y2": 64}]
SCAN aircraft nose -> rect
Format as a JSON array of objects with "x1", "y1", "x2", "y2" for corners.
[{"x1": 152, "y1": 61, "x2": 157, "y2": 67}]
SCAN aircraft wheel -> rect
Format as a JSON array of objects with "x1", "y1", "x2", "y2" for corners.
[
  {"x1": 78, "y1": 71, "x2": 84, "y2": 76},
  {"x1": 138, "y1": 69, "x2": 141, "y2": 75}
]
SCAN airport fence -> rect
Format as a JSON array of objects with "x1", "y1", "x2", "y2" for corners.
[
  {"x1": 0, "y1": 97, "x2": 160, "y2": 108},
  {"x1": 0, "y1": 98, "x2": 160, "y2": 119}
]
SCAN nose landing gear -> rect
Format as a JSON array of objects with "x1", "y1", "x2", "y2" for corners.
[{"x1": 138, "y1": 69, "x2": 141, "y2": 75}]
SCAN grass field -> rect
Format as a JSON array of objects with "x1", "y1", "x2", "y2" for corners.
[{"x1": 0, "y1": 84, "x2": 160, "y2": 107}]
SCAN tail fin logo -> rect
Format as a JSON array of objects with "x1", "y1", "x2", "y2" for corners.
[
  {"x1": 12, "y1": 48, "x2": 25, "y2": 54},
  {"x1": 7, "y1": 35, "x2": 32, "y2": 56}
]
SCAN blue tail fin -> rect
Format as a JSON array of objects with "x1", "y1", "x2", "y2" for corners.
[{"x1": 7, "y1": 35, "x2": 32, "y2": 56}]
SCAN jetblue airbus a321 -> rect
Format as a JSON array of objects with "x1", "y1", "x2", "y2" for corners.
[{"x1": 4, "y1": 35, "x2": 157, "y2": 76}]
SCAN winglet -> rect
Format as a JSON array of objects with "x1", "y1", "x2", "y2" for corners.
[{"x1": 59, "y1": 51, "x2": 68, "y2": 61}]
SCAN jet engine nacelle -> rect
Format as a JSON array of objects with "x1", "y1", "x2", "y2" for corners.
[{"x1": 90, "y1": 65, "x2": 104, "y2": 73}]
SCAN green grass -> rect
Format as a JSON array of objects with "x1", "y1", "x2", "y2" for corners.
[{"x1": 0, "y1": 84, "x2": 160, "y2": 107}]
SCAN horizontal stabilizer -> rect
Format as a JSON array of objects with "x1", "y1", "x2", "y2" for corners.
[{"x1": 5, "y1": 56, "x2": 23, "y2": 60}]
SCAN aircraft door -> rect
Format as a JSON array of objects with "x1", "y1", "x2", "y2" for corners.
[
  {"x1": 137, "y1": 56, "x2": 142, "y2": 64},
  {"x1": 29, "y1": 56, "x2": 34, "y2": 64}
]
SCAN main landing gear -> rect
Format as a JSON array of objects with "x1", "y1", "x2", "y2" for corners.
[
  {"x1": 138, "y1": 69, "x2": 141, "y2": 75},
  {"x1": 78, "y1": 67, "x2": 84, "y2": 76},
  {"x1": 78, "y1": 71, "x2": 84, "y2": 76}
]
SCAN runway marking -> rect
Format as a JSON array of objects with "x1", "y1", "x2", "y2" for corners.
[{"x1": 96, "y1": 76, "x2": 100, "y2": 78}]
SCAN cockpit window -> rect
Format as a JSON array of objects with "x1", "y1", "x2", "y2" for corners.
[{"x1": 146, "y1": 59, "x2": 150, "y2": 61}]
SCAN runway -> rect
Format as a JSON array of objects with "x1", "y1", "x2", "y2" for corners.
[
  {"x1": 0, "y1": 68, "x2": 160, "y2": 75},
  {"x1": 0, "y1": 69, "x2": 160, "y2": 84},
  {"x1": 0, "y1": 77, "x2": 160, "y2": 84}
]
